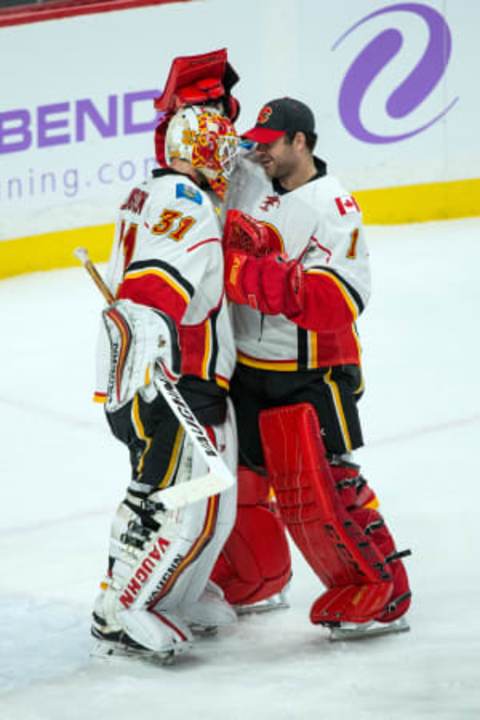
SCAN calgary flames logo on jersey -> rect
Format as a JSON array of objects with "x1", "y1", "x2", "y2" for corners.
[
  {"x1": 260, "y1": 195, "x2": 280, "y2": 212},
  {"x1": 257, "y1": 105, "x2": 273, "y2": 125}
]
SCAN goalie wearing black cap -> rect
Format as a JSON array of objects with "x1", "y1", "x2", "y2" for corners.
[{"x1": 215, "y1": 93, "x2": 412, "y2": 640}]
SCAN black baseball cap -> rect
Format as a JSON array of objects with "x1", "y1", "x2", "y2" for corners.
[{"x1": 243, "y1": 97, "x2": 315, "y2": 143}]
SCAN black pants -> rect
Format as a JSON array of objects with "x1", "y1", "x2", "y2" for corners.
[
  {"x1": 230, "y1": 363, "x2": 364, "y2": 468},
  {"x1": 106, "y1": 377, "x2": 227, "y2": 491}
]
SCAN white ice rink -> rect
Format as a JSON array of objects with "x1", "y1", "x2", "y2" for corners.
[{"x1": 1, "y1": 218, "x2": 479, "y2": 719}]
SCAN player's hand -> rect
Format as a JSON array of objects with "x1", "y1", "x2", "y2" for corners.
[
  {"x1": 223, "y1": 209, "x2": 273, "y2": 257},
  {"x1": 224, "y1": 250, "x2": 304, "y2": 316}
]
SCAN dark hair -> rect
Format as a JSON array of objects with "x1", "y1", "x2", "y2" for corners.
[{"x1": 285, "y1": 129, "x2": 317, "y2": 152}]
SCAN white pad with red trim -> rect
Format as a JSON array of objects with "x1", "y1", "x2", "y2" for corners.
[
  {"x1": 177, "y1": 580, "x2": 237, "y2": 633},
  {"x1": 259, "y1": 403, "x2": 395, "y2": 624},
  {"x1": 97, "y1": 499, "x2": 193, "y2": 653},
  {"x1": 100, "y1": 415, "x2": 237, "y2": 653}
]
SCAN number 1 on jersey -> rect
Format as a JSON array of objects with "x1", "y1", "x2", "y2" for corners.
[{"x1": 346, "y1": 228, "x2": 359, "y2": 259}]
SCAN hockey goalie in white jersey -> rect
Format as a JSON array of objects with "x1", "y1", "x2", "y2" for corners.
[
  {"x1": 213, "y1": 96, "x2": 412, "y2": 639},
  {"x1": 90, "y1": 80, "x2": 241, "y2": 661},
  {"x1": 144, "y1": 50, "x2": 412, "y2": 643}
]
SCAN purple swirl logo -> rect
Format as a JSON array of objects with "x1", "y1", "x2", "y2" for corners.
[{"x1": 332, "y1": 3, "x2": 459, "y2": 144}]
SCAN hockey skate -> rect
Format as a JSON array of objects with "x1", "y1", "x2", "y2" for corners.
[
  {"x1": 90, "y1": 586, "x2": 192, "y2": 664},
  {"x1": 91, "y1": 614, "x2": 175, "y2": 665},
  {"x1": 177, "y1": 581, "x2": 238, "y2": 636},
  {"x1": 234, "y1": 585, "x2": 290, "y2": 616},
  {"x1": 327, "y1": 615, "x2": 410, "y2": 642}
]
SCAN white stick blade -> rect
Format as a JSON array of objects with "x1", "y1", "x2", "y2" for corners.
[{"x1": 158, "y1": 472, "x2": 234, "y2": 510}]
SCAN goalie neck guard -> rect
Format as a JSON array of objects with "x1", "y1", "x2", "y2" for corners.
[{"x1": 163, "y1": 105, "x2": 238, "y2": 201}]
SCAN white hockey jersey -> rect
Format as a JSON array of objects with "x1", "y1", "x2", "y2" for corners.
[
  {"x1": 94, "y1": 169, "x2": 235, "y2": 401},
  {"x1": 225, "y1": 153, "x2": 371, "y2": 371}
]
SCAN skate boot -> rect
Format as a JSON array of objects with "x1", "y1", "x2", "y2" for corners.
[
  {"x1": 177, "y1": 581, "x2": 238, "y2": 636},
  {"x1": 91, "y1": 581, "x2": 192, "y2": 663}
]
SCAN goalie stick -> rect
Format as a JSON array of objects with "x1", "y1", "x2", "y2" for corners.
[{"x1": 74, "y1": 247, "x2": 235, "y2": 510}]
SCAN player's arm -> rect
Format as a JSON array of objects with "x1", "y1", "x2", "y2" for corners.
[
  {"x1": 224, "y1": 207, "x2": 369, "y2": 332},
  {"x1": 95, "y1": 182, "x2": 223, "y2": 405}
]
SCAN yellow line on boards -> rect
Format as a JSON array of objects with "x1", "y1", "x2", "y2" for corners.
[
  {"x1": 0, "y1": 177, "x2": 479, "y2": 279},
  {"x1": 0, "y1": 224, "x2": 114, "y2": 279},
  {"x1": 355, "y1": 177, "x2": 480, "y2": 224}
]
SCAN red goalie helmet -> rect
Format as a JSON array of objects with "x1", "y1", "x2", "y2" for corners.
[{"x1": 164, "y1": 105, "x2": 239, "y2": 200}]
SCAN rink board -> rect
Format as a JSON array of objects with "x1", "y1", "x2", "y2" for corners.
[{"x1": 1, "y1": 0, "x2": 479, "y2": 276}]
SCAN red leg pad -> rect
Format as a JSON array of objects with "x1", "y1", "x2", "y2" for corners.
[
  {"x1": 332, "y1": 460, "x2": 412, "y2": 620},
  {"x1": 345, "y1": 497, "x2": 411, "y2": 621},
  {"x1": 211, "y1": 505, "x2": 291, "y2": 605},
  {"x1": 377, "y1": 561, "x2": 411, "y2": 621},
  {"x1": 259, "y1": 403, "x2": 394, "y2": 624},
  {"x1": 211, "y1": 468, "x2": 291, "y2": 605},
  {"x1": 351, "y1": 508, "x2": 395, "y2": 557},
  {"x1": 236, "y1": 467, "x2": 271, "y2": 506},
  {"x1": 310, "y1": 583, "x2": 394, "y2": 624},
  {"x1": 330, "y1": 463, "x2": 377, "y2": 509}
]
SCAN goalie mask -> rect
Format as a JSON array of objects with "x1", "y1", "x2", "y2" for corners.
[{"x1": 164, "y1": 105, "x2": 238, "y2": 200}]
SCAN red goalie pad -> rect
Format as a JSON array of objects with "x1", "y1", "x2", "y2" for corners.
[
  {"x1": 211, "y1": 467, "x2": 291, "y2": 605},
  {"x1": 259, "y1": 403, "x2": 394, "y2": 624}
]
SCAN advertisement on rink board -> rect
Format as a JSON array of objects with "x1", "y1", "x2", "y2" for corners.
[{"x1": 0, "y1": 0, "x2": 479, "y2": 275}]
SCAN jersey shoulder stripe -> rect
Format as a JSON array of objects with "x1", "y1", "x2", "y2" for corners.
[
  {"x1": 305, "y1": 266, "x2": 365, "y2": 316},
  {"x1": 125, "y1": 259, "x2": 195, "y2": 301}
]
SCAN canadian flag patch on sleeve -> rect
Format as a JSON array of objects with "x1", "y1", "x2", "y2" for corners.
[{"x1": 334, "y1": 195, "x2": 360, "y2": 215}]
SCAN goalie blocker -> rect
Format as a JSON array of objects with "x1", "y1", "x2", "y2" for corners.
[{"x1": 223, "y1": 208, "x2": 304, "y2": 317}]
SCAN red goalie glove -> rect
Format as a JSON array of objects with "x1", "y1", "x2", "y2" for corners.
[
  {"x1": 223, "y1": 209, "x2": 273, "y2": 257},
  {"x1": 225, "y1": 249, "x2": 304, "y2": 316}
]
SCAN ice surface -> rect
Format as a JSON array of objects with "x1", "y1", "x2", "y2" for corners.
[{"x1": 1, "y1": 219, "x2": 479, "y2": 719}]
